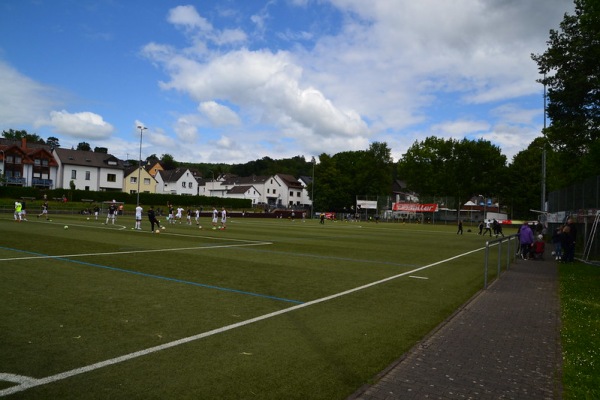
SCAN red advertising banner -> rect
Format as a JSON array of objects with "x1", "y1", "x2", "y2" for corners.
[{"x1": 392, "y1": 203, "x2": 439, "y2": 212}]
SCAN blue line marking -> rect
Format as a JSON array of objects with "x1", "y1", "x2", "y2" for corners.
[{"x1": 0, "y1": 246, "x2": 304, "y2": 304}]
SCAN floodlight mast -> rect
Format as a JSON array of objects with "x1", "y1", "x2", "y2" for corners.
[{"x1": 136, "y1": 126, "x2": 147, "y2": 206}]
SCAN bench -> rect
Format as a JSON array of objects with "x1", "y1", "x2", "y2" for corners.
[
  {"x1": 81, "y1": 199, "x2": 95, "y2": 203},
  {"x1": 21, "y1": 196, "x2": 36, "y2": 201}
]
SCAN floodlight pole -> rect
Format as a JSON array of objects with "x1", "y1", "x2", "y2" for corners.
[
  {"x1": 541, "y1": 74, "x2": 547, "y2": 213},
  {"x1": 311, "y1": 156, "x2": 315, "y2": 219},
  {"x1": 0, "y1": 149, "x2": 4, "y2": 183},
  {"x1": 136, "y1": 125, "x2": 147, "y2": 206}
]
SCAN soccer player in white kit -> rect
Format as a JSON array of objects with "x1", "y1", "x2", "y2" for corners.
[
  {"x1": 220, "y1": 207, "x2": 227, "y2": 229},
  {"x1": 212, "y1": 207, "x2": 218, "y2": 229},
  {"x1": 134, "y1": 205, "x2": 143, "y2": 230}
]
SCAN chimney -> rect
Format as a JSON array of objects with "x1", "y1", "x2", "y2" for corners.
[{"x1": 21, "y1": 138, "x2": 27, "y2": 150}]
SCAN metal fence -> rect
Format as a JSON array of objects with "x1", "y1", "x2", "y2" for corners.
[
  {"x1": 547, "y1": 175, "x2": 600, "y2": 212},
  {"x1": 546, "y1": 175, "x2": 600, "y2": 263}
]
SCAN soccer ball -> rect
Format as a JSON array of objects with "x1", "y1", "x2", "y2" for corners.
[
  {"x1": 64, "y1": 225, "x2": 69, "y2": 230},
  {"x1": 155, "y1": 229, "x2": 160, "y2": 233},
  {"x1": 161, "y1": 226, "x2": 166, "y2": 230},
  {"x1": 198, "y1": 225, "x2": 203, "y2": 229},
  {"x1": 86, "y1": 217, "x2": 90, "y2": 220}
]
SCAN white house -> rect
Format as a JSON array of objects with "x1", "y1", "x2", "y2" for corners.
[
  {"x1": 201, "y1": 174, "x2": 311, "y2": 209},
  {"x1": 53, "y1": 148, "x2": 124, "y2": 191},
  {"x1": 297, "y1": 176, "x2": 313, "y2": 206},
  {"x1": 225, "y1": 185, "x2": 262, "y2": 205},
  {"x1": 155, "y1": 168, "x2": 199, "y2": 195}
]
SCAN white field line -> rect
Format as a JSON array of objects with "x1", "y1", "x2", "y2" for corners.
[
  {"x1": 409, "y1": 275, "x2": 429, "y2": 280},
  {"x1": 0, "y1": 241, "x2": 273, "y2": 262},
  {"x1": 0, "y1": 245, "x2": 486, "y2": 397}
]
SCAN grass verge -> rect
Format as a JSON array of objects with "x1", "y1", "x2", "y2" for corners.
[{"x1": 559, "y1": 261, "x2": 600, "y2": 399}]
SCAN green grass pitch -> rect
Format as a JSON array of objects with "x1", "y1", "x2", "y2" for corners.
[{"x1": 0, "y1": 214, "x2": 505, "y2": 399}]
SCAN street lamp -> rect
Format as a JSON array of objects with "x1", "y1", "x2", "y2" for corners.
[{"x1": 136, "y1": 125, "x2": 147, "y2": 206}]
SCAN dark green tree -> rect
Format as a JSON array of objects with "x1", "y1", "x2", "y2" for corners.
[
  {"x1": 76, "y1": 142, "x2": 91, "y2": 151},
  {"x1": 46, "y1": 136, "x2": 60, "y2": 149},
  {"x1": 505, "y1": 138, "x2": 548, "y2": 218},
  {"x1": 397, "y1": 137, "x2": 507, "y2": 208},
  {"x1": 532, "y1": 0, "x2": 600, "y2": 183},
  {"x1": 161, "y1": 154, "x2": 177, "y2": 170},
  {"x1": 94, "y1": 147, "x2": 108, "y2": 154},
  {"x1": 2, "y1": 129, "x2": 44, "y2": 144}
]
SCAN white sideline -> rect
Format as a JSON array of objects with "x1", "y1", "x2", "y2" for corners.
[
  {"x1": 0, "y1": 242, "x2": 273, "y2": 262},
  {"x1": 0, "y1": 246, "x2": 485, "y2": 397}
]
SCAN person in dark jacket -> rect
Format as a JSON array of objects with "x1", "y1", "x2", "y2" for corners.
[
  {"x1": 147, "y1": 206, "x2": 162, "y2": 232},
  {"x1": 562, "y1": 217, "x2": 577, "y2": 262}
]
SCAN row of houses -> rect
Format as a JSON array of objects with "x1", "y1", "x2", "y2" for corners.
[{"x1": 0, "y1": 138, "x2": 312, "y2": 208}]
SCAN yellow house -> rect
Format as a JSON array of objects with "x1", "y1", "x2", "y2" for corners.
[{"x1": 123, "y1": 165, "x2": 157, "y2": 194}]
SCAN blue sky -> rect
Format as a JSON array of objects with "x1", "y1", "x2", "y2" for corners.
[{"x1": 0, "y1": 0, "x2": 573, "y2": 165}]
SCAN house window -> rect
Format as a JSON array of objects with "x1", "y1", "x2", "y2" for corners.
[
  {"x1": 85, "y1": 171, "x2": 90, "y2": 180},
  {"x1": 144, "y1": 178, "x2": 151, "y2": 185},
  {"x1": 290, "y1": 191, "x2": 293, "y2": 196},
  {"x1": 130, "y1": 177, "x2": 137, "y2": 184},
  {"x1": 71, "y1": 170, "x2": 77, "y2": 179},
  {"x1": 42, "y1": 159, "x2": 48, "y2": 166},
  {"x1": 267, "y1": 189, "x2": 270, "y2": 194},
  {"x1": 273, "y1": 189, "x2": 276, "y2": 194},
  {"x1": 107, "y1": 174, "x2": 116, "y2": 182},
  {"x1": 14, "y1": 156, "x2": 21, "y2": 164},
  {"x1": 6, "y1": 156, "x2": 13, "y2": 163},
  {"x1": 188, "y1": 182, "x2": 192, "y2": 188},
  {"x1": 34, "y1": 159, "x2": 41, "y2": 166},
  {"x1": 297, "y1": 192, "x2": 301, "y2": 197},
  {"x1": 182, "y1": 182, "x2": 186, "y2": 188}
]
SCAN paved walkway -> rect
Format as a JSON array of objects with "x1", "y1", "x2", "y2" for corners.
[{"x1": 350, "y1": 257, "x2": 562, "y2": 400}]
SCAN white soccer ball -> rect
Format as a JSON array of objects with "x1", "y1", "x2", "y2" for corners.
[
  {"x1": 161, "y1": 226, "x2": 166, "y2": 230},
  {"x1": 86, "y1": 217, "x2": 90, "y2": 220},
  {"x1": 64, "y1": 225, "x2": 69, "y2": 230},
  {"x1": 155, "y1": 229, "x2": 160, "y2": 233},
  {"x1": 198, "y1": 225, "x2": 203, "y2": 229}
]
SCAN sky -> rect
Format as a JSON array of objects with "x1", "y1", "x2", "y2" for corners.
[{"x1": 0, "y1": 0, "x2": 574, "y2": 165}]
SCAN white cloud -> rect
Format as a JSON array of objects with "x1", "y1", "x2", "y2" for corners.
[
  {"x1": 146, "y1": 46, "x2": 369, "y2": 148},
  {"x1": 199, "y1": 101, "x2": 241, "y2": 126},
  {"x1": 173, "y1": 117, "x2": 199, "y2": 142},
  {"x1": 0, "y1": 61, "x2": 59, "y2": 127},
  {"x1": 167, "y1": 5, "x2": 212, "y2": 32},
  {"x1": 42, "y1": 110, "x2": 114, "y2": 140},
  {"x1": 431, "y1": 120, "x2": 491, "y2": 138}
]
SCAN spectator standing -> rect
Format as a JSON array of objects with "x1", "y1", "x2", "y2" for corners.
[
  {"x1": 457, "y1": 220, "x2": 463, "y2": 235},
  {"x1": 519, "y1": 222, "x2": 535, "y2": 260},
  {"x1": 551, "y1": 227, "x2": 563, "y2": 261},
  {"x1": 563, "y1": 217, "x2": 577, "y2": 262}
]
